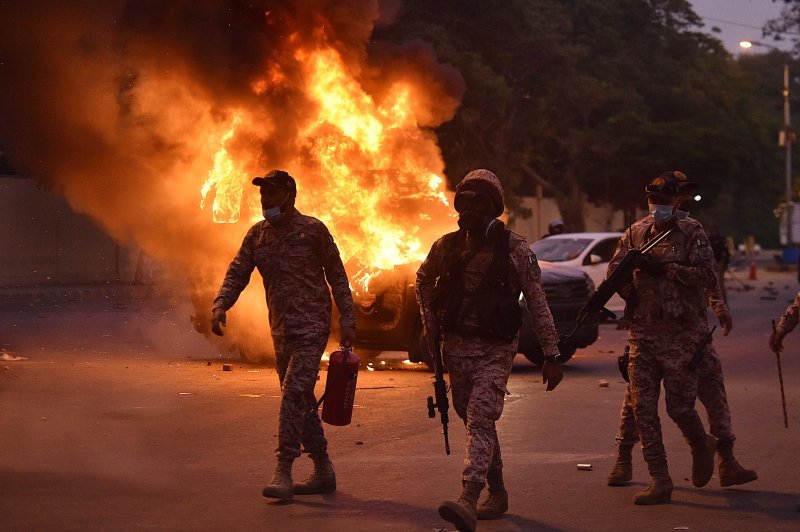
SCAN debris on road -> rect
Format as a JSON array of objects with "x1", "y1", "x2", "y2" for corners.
[
  {"x1": 598, "y1": 380, "x2": 609, "y2": 387},
  {"x1": 0, "y1": 353, "x2": 28, "y2": 361},
  {"x1": 577, "y1": 464, "x2": 592, "y2": 471},
  {"x1": 222, "y1": 363, "x2": 232, "y2": 371}
]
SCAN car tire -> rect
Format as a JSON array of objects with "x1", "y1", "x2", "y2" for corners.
[{"x1": 407, "y1": 316, "x2": 434, "y2": 370}]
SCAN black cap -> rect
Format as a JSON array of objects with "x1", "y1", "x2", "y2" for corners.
[{"x1": 252, "y1": 170, "x2": 296, "y2": 192}]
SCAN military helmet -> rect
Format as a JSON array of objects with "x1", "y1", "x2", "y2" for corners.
[{"x1": 645, "y1": 171, "x2": 682, "y2": 197}]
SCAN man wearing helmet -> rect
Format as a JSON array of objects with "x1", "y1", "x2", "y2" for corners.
[
  {"x1": 605, "y1": 171, "x2": 718, "y2": 505},
  {"x1": 416, "y1": 169, "x2": 564, "y2": 531}
]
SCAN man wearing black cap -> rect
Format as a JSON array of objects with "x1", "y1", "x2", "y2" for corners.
[
  {"x1": 211, "y1": 169, "x2": 356, "y2": 500},
  {"x1": 416, "y1": 169, "x2": 563, "y2": 531},
  {"x1": 605, "y1": 171, "x2": 718, "y2": 505}
]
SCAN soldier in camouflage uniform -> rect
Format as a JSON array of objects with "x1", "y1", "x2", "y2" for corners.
[
  {"x1": 769, "y1": 291, "x2": 800, "y2": 352},
  {"x1": 416, "y1": 169, "x2": 564, "y2": 531},
  {"x1": 608, "y1": 173, "x2": 757, "y2": 490},
  {"x1": 210, "y1": 170, "x2": 356, "y2": 500},
  {"x1": 606, "y1": 172, "x2": 718, "y2": 505}
]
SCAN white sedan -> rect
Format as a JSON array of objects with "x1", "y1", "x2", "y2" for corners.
[{"x1": 530, "y1": 232, "x2": 626, "y2": 316}]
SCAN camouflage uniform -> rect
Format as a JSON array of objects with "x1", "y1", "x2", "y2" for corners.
[
  {"x1": 613, "y1": 273, "x2": 736, "y2": 447},
  {"x1": 776, "y1": 292, "x2": 800, "y2": 335},
  {"x1": 608, "y1": 216, "x2": 717, "y2": 474},
  {"x1": 417, "y1": 230, "x2": 560, "y2": 484},
  {"x1": 213, "y1": 210, "x2": 355, "y2": 461}
]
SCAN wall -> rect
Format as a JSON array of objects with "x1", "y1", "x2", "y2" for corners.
[{"x1": 0, "y1": 176, "x2": 140, "y2": 287}]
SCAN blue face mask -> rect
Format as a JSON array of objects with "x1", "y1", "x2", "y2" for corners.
[
  {"x1": 675, "y1": 209, "x2": 689, "y2": 221},
  {"x1": 263, "y1": 206, "x2": 283, "y2": 223},
  {"x1": 262, "y1": 191, "x2": 291, "y2": 223},
  {"x1": 649, "y1": 204, "x2": 674, "y2": 224}
]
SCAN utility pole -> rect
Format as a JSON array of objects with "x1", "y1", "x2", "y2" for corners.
[{"x1": 783, "y1": 63, "x2": 793, "y2": 249}]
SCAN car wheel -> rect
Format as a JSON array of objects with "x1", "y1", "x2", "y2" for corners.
[{"x1": 407, "y1": 316, "x2": 434, "y2": 370}]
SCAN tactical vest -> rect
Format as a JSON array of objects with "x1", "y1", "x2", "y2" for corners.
[
  {"x1": 629, "y1": 222, "x2": 706, "y2": 327},
  {"x1": 431, "y1": 229, "x2": 522, "y2": 342}
]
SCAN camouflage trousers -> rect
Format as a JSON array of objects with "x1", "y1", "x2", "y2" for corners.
[
  {"x1": 273, "y1": 333, "x2": 329, "y2": 461},
  {"x1": 443, "y1": 334, "x2": 515, "y2": 484},
  {"x1": 626, "y1": 338, "x2": 707, "y2": 470},
  {"x1": 615, "y1": 344, "x2": 734, "y2": 447}
]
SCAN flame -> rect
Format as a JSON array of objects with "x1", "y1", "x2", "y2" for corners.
[{"x1": 200, "y1": 43, "x2": 455, "y2": 297}]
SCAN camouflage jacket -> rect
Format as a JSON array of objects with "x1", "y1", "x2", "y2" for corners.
[
  {"x1": 416, "y1": 229, "x2": 559, "y2": 355},
  {"x1": 608, "y1": 216, "x2": 717, "y2": 340},
  {"x1": 213, "y1": 210, "x2": 355, "y2": 337},
  {"x1": 777, "y1": 291, "x2": 800, "y2": 334}
]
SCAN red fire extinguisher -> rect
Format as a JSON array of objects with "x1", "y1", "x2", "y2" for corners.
[{"x1": 319, "y1": 341, "x2": 360, "y2": 426}]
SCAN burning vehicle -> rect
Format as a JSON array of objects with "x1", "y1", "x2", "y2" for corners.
[{"x1": 1, "y1": 3, "x2": 595, "y2": 367}]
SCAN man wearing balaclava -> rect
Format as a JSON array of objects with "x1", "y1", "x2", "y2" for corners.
[
  {"x1": 608, "y1": 172, "x2": 756, "y2": 495},
  {"x1": 416, "y1": 169, "x2": 564, "y2": 531},
  {"x1": 605, "y1": 171, "x2": 718, "y2": 505},
  {"x1": 211, "y1": 170, "x2": 356, "y2": 500}
]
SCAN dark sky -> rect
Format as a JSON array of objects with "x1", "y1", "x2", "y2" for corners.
[{"x1": 690, "y1": 0, "x2": 794, "y2": 54}]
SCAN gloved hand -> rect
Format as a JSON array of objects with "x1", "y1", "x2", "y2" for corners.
[
  {"x1": 717, "y1": 309, "x2": 733, "y2": 336},
  {"x1": 542, "y1": 357, "x2": 563, "y2": 391},
  {"x1": 769, "y1": 326, "x2": 786, "y2": 354},
  {"x1": 637, "y1": 254, "x2": 666, "y2": 277},
  {"x1": 210, "y1": 308, "x2": 227, "y2": 336},
  {"x1": 340, "y1": 325, "x2": 356, "y2": 346}
]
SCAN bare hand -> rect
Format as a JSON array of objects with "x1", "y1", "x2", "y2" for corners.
[
  {"x1": 340, "y1": 325, "x2": 356, "y2": 346},
  {"x1": 542, "y1": 359, "x2": 563, "y2": 391},
  {"x1": 211, "y1": 308, "x2": 227, "y2": 336},
  {"x1": 717, "y1": 310, "x2": 733, "y2": 336}
]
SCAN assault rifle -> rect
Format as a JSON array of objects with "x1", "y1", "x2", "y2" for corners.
[
  {"x1": 560, "y1": 226, "x2": 675, "y2": 350},
  {"x1": 423, "y1": 313, "x2": 450, "y2": 455},
  {"x1": 688, "y1": 326, "x2": 716, "y2": 370}
]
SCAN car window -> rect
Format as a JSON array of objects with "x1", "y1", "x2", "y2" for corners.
[
  {"x1": 583, "y1": 237, "x2": 621, "y2": 265},
  {"x1": 531, "y1": 238, "x2": 593, "y2": 262}
]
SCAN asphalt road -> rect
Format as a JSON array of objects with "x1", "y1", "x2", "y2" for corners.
[{"x1": 1, "y1": 270, "x2": 799, "y2": 531}]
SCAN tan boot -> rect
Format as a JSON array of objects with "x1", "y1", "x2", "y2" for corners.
[
  {"x1": 293, "y1": 455, "x2": 336, "y2": 495},
  {"x1": 717, "y1": 441, "x2": 758, "y2": 487},
  {"x1": 262, "y1": 459, "x2": 293, "y2": 499},
  {"x1": 691, "y1": 434, "x2": 716, "y2": 487},
  {"x1": 634, "y1": 459, "x2": 672, "y2": 505},
  {"x1": 438, "y1": 481, "x2": 482, "y2": 532},
  {"x1": 607, "y1": 444, "x2": 633, "y2": 487},
  {"x1": 477, "y1": 466, "x2": 508, "y2": 520}
]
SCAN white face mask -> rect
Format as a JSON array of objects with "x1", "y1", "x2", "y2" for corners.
[
  {"x1": 648, "y1": 204, "x2": 674, "y2": 224},
  {"x1": 675, "y1": 209, "x2": 689, "y2": 221}
]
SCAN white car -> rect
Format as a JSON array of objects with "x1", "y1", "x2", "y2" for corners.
[{"x1": 530, "y1": 232, "x2": 626, "y2": 317}]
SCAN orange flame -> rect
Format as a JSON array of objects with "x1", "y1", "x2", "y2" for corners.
[{"x1": 200, "y1": 44, "x2": 455, "y2": 297}]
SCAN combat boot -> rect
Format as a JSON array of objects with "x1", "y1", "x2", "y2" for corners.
[
  {"x1": 634, "y1": 460, "x2": 672, "y2": 505},
  {"x1": 691, "y1": 434, "x2": 716, "y2": 487},
  {"x1": 477, "y1": 466, "x2": 508, "y2": 520},
  {"x1": 293, "y1": 454, "x2": 336, "y2": 495},
  {"x1": 607, "y1": 444, "x2": 634, "y2": 487},
  {"x1": 438, "y1": 480, "x2": 482, "y2": 532},
  {"x1": 717, "y1": 441, "x2": 758, "y2": 487},
  {"x1": 262, "y1": 459, "x2": 293, "y2": 499}
]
